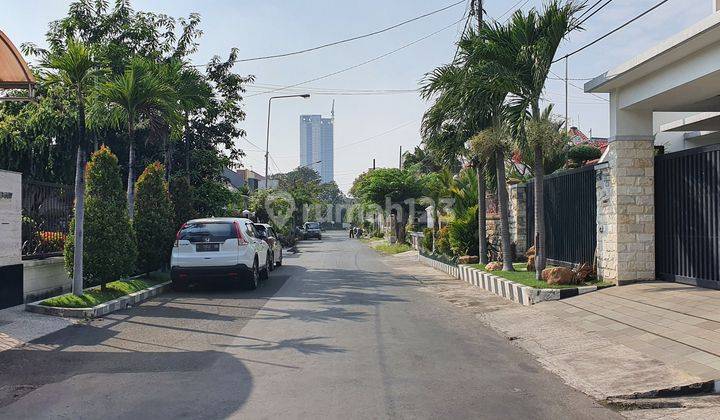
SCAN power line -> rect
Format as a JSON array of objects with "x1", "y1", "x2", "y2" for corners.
[
  {"x1": 335, "y1": 120, "x2": 416, "y2": 150},
  {"x1": 577, "y1": 0, "x2": 607, "y2": 21},
  {"x1": 498, "y1": 0, "x2": 530, "y2": 22},
  {"x1": 548, "y1": 69, "x2": 608, "y2": 102},
  {"x1": 246, "y1": 17, "x2": 465, "y2": 98},
  {"x1": 190, "y1": 0, "x2": 465, "y2": 67},
  {"x1": 575, "y1": 0, "x2": 615, "y2": 27},
  {"x1": 554, "y1": 0, "x2": 671, "y2": 63}
]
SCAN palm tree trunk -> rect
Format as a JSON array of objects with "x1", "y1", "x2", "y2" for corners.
[
  {"x1": 495, "y1": 149, "x2": 514, "y2": 271},
  {"x1": 184, "y1": 112, "x2": 191, "y2": 183},
  {"x1": 126, "y1": 121, "x2": 136, "y2": 219},
  {"x1": 477, "y1": 163, "x2": 488, "y2": 264},
  {"x1": 72, "y1": 146, "x2": 86, "y2": 296},
  {"x1": 534, "y1": 144, "x2": 546, "y2": 279},
  {"x1": 72, "y1": 90, "x2": 86, "y2": 296}
]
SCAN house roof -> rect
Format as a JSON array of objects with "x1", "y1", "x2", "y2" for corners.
[
  {"x1": 0, "y1": 30, "x2": 35, "y2": 89},
  {"x1": 585, "y1": 12, "x2": 720, "y2": 93}
]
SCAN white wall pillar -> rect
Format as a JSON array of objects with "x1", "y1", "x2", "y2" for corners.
[
  {"x1": 0, "y1": 170, "x2": 22, "y2": 268},
  {"x1": 597, "y1": 102, "x2": 655, "y2": 284}
]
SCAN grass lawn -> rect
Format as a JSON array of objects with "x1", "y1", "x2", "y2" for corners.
[
  {"x1": 470, "y1": 262, "x2": 612, "y2": 289},
  {"x1": 372, "y1": 242, "x2": 412, "y2": 255},
  {"x1": 40, "y1": 272, "x2": 169, "y2": 308}
]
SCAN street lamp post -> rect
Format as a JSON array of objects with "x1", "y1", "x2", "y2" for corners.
[{"x1": 265, "y1": 94, "x2": 310, "y2": 188}]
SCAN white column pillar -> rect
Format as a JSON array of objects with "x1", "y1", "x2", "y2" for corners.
[{"x1": 597, "y1": 98, "x2": 655, "y2": 285}]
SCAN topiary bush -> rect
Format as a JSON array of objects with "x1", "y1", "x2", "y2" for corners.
[
  {"x1": 567, "y1": 144, "x2": 602, "y2": 167},
  {"x1": 65, "y1": 146, "x2": 137, "y2": 288},
  {"x1": 134, "y1": 162, "x2": 176, "y2": 273}
]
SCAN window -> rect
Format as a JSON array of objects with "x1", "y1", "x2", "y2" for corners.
[
  {"x1": 178, "y1": 222, "x2": 235, "y2": 243},
  {"x1": 244, "y1": 222, "x2": 258, "y2": 238}
]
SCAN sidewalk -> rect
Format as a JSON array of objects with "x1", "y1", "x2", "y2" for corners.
[
  {"x1": 0, "y1": 304, "x2": 75, "y2": 352},
  {"x1": 388, "y1": 251, "x2": 720, "y2": 403}
]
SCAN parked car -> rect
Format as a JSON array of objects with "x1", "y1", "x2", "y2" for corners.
[
  {"x1": 253, "y1": 223, "x2": 282, "y2": 269},
  {"x1": 302, "y1": 221, "x2": 322, "y2": 240},
  {"x1": 170, "y1": 217, "x2": 271, "y2": 290}
]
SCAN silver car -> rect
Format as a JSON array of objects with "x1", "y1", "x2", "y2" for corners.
[{"x1": 253, "y1": 223, "x2": 283, "y2": 269}]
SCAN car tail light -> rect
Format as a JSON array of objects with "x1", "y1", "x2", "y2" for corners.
[
  {"x1": 233, "y1": 222, "x2": 248, "y2": 246},
  {"x1": 174, "y1": 223, "x2": 187, "y2": 247}
]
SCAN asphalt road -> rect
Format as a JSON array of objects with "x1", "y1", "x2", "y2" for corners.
[{"x1": 0, "y1": 231, "x2": 620, "y2": 419}]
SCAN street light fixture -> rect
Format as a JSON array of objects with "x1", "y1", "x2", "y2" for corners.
[{"x1": 265, "y1": 94, "x2": 311, "y2": 188}]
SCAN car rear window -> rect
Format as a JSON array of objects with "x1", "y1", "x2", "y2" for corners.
[
  {"x1": 306, "y1": 222, "x2": 320, "y2": 229},
  {"x1": 179, "y1": 222, "x2": 235, "y2": 243}
]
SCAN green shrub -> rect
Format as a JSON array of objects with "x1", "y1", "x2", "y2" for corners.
[
  {"x1": 169, "y1": 176, "x2": 197, "y2": 230},
  {"x1": 449, "y1": 206, "x2": 479, "y2": 257},
  {"x1": 436, "y1": 226, "x2": 452, "y2": 256},
  {"x1": 65, "y1": 146, "x2": 137, "y2": 287},
  {"x1": 134, "y1": 162, "x2": 175, "y2": 273},
  {"x1": 422, "y1": 227, "x2": 433, "y2": 251},
  {"x1": 567, "y1": 144, "x2": 602, "y2": 167}
]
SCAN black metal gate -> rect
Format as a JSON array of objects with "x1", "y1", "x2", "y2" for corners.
[
  {"x1": 655, "y1": 144, "x2": 720, "y2": 288},
  {"x1": 526, "y1": 165, "x2": 597, "y2": 266}
]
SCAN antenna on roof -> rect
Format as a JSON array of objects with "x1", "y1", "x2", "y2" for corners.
[{"x1": 331, "y1": 99, "x2": 335, "y2": 121}]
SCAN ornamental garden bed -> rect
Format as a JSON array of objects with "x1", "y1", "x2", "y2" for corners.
[
  {"x1": 26, "y1": 273, "x2": 170, "y2": 319},
  {"x1": 372, "y1": 242, "x2": 412, "y2": 255},
  {"x1": 418, "y1": 254, "x2": 612, "y2": 306}
]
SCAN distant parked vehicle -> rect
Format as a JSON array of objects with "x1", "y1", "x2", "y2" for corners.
[
  {"x1": 302, "y1": 221, "x2": 322, "y2": 240},
  {"x1": 253, "y1": 223, "x2": 283, "y2": 269},
  {"x1": 170, "y1": 217, "x2": 271, "y2": 290}
]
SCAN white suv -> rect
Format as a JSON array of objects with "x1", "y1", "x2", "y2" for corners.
[{"x1": 170, "y1": 217, "x2": 271, "y2": 290}]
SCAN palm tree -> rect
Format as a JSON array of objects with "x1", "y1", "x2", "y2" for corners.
[
  {"x1": 43, "y1": 38, "x2": 101, "y2": 296},
  {"x1": 97, "y1": 57, "x2": 178, "y2": 218},
  {"x1": 421, "y1": 27, "x2": 515, "y2": 270},
  {"x1": 478, "y1": 1, "x2": 581, "y2": 277}
]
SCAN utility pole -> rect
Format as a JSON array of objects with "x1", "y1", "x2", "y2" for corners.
[
  {"x1": 565, "y1": 56, "x2": 569, "y2": 133},
  {"x1": 399, "y1": 146, "x2": 402, "y2": 169},
  {"x1": 372, "y1": 158, "x2": 376, "y2": 170},
  {"x1": 477, "y1": 0, "x2": 483, "y2": 28}
]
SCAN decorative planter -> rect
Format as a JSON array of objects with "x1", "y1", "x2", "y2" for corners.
[
  {"x1": 418, "y1": 254, "x2": 600, "y2": 306},
  {"x1": 25, "y1": 281, "x2": 171, "y2": 319}
]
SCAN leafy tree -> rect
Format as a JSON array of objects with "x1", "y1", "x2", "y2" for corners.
[
  {"x1": 65, "y1": 146, "x2": 136, "y2": 288},
  {"x1": 350, "y1": 168, "x2": 423, "y2": 206},
  {"x1": 134, "y1": 162, "x2": 175, "y2": 273},
  {"x1": 43, "y1": 38, "x2": 101, "y2": 295}
]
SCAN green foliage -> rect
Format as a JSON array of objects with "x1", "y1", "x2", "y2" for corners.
[
  {"x1": 65, "y1": 146, "x2": 136, "y2": 287},
  {"x1": 169, "y1": 176, "x2": 197, "y2": 229},
  {"x1": 350, "y1": 168, "x2": 423, "y2": 205},
  {"x1": 567, "y1": 144, "x2": 602, "y2": 167},
  {"x1": 448, "y1": 206, "x2": 479, "y2": 257},
  {"x1": 134, "y1": 162, "x2": 175, "y2": 272},
  {"x1": 422, "y1": 228, "x2": 433, "y2": 251},
  {"x1": 373, "y1": 243, "x2": 412, "y2": 255},
  {"x1": 436, "y1": 226, "x2": 452, "y2": 256}
]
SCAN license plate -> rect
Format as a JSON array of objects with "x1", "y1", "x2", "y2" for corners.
[{"x1": 196, "y1": 243, "x2": 220, "y2": 252}]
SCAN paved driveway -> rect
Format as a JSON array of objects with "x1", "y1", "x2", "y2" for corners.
[{"x1": 0, "y1": 231, "x2": 618, "y2": 419}]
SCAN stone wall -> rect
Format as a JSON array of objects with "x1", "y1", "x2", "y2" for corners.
[
  {"x1": 0, "y1": 170, "x2": 21, "y2": 267},
  {"x1": 508, "y1": 184, "x2": 528, "y2": 254},
  {"x1": 596, "y1": 140, "x2": 655, "y2": 285},
  {"x1": 23, "y1": 257, "x2": 71, "y2": 303}
]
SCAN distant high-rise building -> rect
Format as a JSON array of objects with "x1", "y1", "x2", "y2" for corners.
[{"x1": 299, "y1": 112, "x2": 334, "y2": 183}]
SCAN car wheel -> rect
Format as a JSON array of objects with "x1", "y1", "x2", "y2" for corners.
[
  {"x1": 260, "y1": 253, "x2": 270, "y2": 280},
  {"x1": 172, "y1": 278, "x2": 187, "y2": 291},
  {"x1": 318, "y1": 235, "x2": 322, "y2": 240},
  {"x1": 269, "y1": 252, "x2": 275, "y2": 271},
  {"x1": 248, "y1": 259, "x2": 259, "y2": 290},
  {"x1": 276, "y1": 249, "x2": 283, "y2": 267}
]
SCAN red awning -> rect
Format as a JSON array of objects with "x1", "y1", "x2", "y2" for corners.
[{"x1": 0, "y1": 30, "x2": 35, "y2": 90}]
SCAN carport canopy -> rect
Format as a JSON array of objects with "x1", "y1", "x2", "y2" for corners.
[{"x1": 0, "y1": 29, "x2": 35, "y2": 95}]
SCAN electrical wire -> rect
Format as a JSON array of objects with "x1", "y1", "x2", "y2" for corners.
[
  {"x1": 246, "y1": 17, "x2": 465, "y2": 98},
  {"x1": 554, "y1": 0, "x2": 672, "y2": 63},
  {"x1": 548, "y1": 69, "x2": 608, "y2": 102},
  {"x1": 575, "y1": 0, "x2": 615, "y2": 27},
  {"x1": 190, "y1": 0, "x2": 465, "y2": 67},
  {"x1": 498, "y1": 0, "x2": 531, "y2": 22},
  {"x1": 335, "y1": 120, "x2": 416, "y2": 150}
]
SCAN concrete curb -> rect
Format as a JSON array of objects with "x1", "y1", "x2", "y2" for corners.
[
  {"x1": 25, "y1": 281, "x2": 172, "y2": 319},
  {"x1": 418, "y1": 254, "x2": 599, "y2": 306}
]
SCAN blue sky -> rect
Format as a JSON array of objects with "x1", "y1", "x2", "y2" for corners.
[{"x1": 1, "y1": 0, "x2": 712, "y2": 191}]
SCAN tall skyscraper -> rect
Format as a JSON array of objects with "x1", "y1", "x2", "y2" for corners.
[{"x1": 299, "y1": 111, "x2": 334, "y2": 183}]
